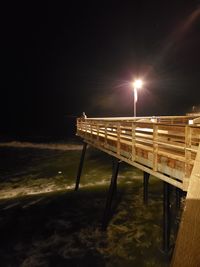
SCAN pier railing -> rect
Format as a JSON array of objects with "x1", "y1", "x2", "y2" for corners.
[{"x1": 76, "y1": 116, "x2": 200, "y2": 191}]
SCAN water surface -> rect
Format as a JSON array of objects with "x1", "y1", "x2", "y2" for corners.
[{"x1": 0, "y1": 144, "x2": 179, "y2": 266}]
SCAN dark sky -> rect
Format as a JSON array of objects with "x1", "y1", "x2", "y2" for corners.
[{"x1": 1, "y1": 1, "x2": 200, "y2": 138}]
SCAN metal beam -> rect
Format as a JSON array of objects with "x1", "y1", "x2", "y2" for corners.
[
  {"x1": 163, "y1": 181, "x2": 171, "y2": 254},
  {"x1": 143, "y1": 172, "x2": 150, "y2": 205},
  {"x1": 102, "y1": 159, "x2": 120, "y2": 231},
  {"x1": 75, "y1": 142, "x2": 87, "y2": 191}
]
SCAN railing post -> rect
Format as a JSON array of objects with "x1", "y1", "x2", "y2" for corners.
[
  {"x1": 153, "y1": 124, "x2": 158, "y2": 171},
  {"x1": 117, "y1": 122, "x2": 121, "y2": 155},
  {"x1": 105, "y1": 123, "x2": 108, "y2": 147},
  {"x1": 83, "y1": 120, "x2": 87, "y2": 139},
  {"x1": 75, "y1": 142, "x2": 87, "y2": 191},
  {"x1": 132, "y1": 122, "x2": 136, "y2": 162},
  {"x1": 90, "y1": 121, "x2": 93, "y2": 140},
  {"x1": 183, "y1": 125, "x2": 192, "y2": 190},
  {"x1": 77, "y1": 118, "x2": 81, "y2": 135},
  {"x1": 97, "y1": 123, "x2": 100, "y2": 142}
]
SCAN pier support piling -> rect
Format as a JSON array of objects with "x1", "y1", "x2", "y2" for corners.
[
  {"x1": 75, "y1": 142, "x2": 87, "y2": 191},
  {"x1": 175, "y1": 187, "x2": 182, "y2": 210},
  {"x1": 143, "y1": 172, "x2": 150, "y2": 205},
  {"x1": 102, "y1": 159, "x2": 120, "y2": 231},
  {"x1": 163, "y1": 181, "x2": 171, "y2": 254}
]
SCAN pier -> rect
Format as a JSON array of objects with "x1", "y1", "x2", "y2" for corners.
[{"x1": 75, "y1": 115, "x2": 200, "y2": 266}]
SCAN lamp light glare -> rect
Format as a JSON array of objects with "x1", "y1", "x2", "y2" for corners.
[{"x1": 133, "y1": 79, "x2": 143, "y2": 89}]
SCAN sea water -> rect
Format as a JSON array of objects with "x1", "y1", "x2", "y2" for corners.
[{"x1": 0, "y1": 143, "x2": 179, "y2": 266}]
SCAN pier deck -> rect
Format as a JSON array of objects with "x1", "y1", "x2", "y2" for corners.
[{"x1": 77, "y1": 115, "x2": 200, "y2": 191}]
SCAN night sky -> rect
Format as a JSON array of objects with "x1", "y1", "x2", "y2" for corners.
[{"x1": 1, "y1": 1, "x2": 200, "y2": 138}]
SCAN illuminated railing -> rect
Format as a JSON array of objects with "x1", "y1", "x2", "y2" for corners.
[{"x1": 76, "y1": 116, "x2": 200, "y2": 191}]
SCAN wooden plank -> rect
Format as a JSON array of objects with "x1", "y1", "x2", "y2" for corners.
[
  {"x1": 171, "y1": 144, "x2": 200, "y2": 267},
  {"x1": 157, "y1": 150, "x2": 185, "y2": 162},
  {"x1": 84, "y1": 139, "x2": 183, "y2": 189},
  {"x1": 84, "y1": 115, "x2": 199, "y2": 121},
  {"x1": 157, "y1": 141, "x2": 185, "y2": 150}
]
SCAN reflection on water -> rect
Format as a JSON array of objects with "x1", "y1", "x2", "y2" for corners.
[{"x1": 0, "y1": 144, "x2": 180, "y2": 266}]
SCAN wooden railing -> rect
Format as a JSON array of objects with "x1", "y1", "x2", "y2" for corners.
[{"x1": 76, "y1": 116, "x2": 200, "y2": 191}]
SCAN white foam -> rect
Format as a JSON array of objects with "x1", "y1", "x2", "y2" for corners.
[{"x1": 0, "y1": 141, "x2": 82, "y2": 151}]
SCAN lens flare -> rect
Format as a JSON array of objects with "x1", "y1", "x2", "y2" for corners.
[{"x1": 133, "y1": 79, "x2": 143, "y2": 89}]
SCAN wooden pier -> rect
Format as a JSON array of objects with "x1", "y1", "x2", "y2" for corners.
[
  {"x1": 77, "y1": 115, "x2": 200, "y2": 191},
  {"x1": 76, "y1": 115, "x2": 200, "y2": 266}
]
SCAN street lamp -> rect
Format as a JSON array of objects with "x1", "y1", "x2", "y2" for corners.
[{"x1": 132, "y1": 79, "x2": 143, "y2": 117}]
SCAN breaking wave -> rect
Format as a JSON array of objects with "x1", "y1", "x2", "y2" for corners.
[
  {"x1": 0, "y1": 179, "x2": 111, "y2": 200},
  {"x1": 0, "y1": 141, "x2": 82, "y2": 151}
]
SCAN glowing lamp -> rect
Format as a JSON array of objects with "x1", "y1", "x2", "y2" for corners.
[{"x1": 133, "y1": 79, "x2": 143, "y2": 89}]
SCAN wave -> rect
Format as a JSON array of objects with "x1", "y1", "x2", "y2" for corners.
[
  {"x1": 0, "y1": 179, "x2": 110, "y2": 199},
  {"x1": 0, "y1": 141, "x2": 82, "y2": 151},
  {"x1": 0, "y1": 177, "x2": 141, "y2": 201}
]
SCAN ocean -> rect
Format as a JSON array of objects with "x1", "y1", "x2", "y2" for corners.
[{"x1": 0, "y1": 142, "x2": 180, "y2": 266}]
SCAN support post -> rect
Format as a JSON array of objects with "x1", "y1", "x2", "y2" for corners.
[
  {"x1": 163, "y1": 181, "x2": 171, "y2": 254},
  {"x1": 102, "y1": 159, "x2": 120, "y2": 231},
  {"x1": 175, "y1": 187, "x2": 182, "y2": 210},
  {"x1": 143, "y1": 172, "x2": 150, "y2": 205},
  {"x1": 75, "y1": 142, "x2": 87, "y2": 191}
]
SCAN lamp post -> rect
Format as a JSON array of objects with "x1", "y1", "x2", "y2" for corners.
[{"x1": 132, "y1": 79, "x2": 143, "y2": 117}]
